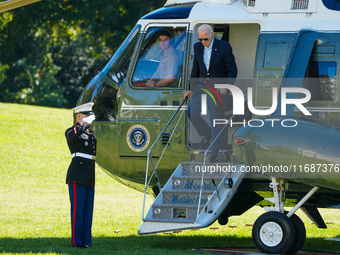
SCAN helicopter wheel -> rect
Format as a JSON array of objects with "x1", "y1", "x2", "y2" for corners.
[
  {"x1": 252, "y1": 211, "x2": 296, "y2": 254},
  {"x1": 287, "y1": 213, "x2": 306, "y2": 254}
]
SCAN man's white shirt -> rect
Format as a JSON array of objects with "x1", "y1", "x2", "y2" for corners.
[{"x1": 203, "y1": 37, "x2": 214, "y2": 71}]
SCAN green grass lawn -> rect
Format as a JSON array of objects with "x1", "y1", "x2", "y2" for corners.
[{"x1": 0, "y1": 102, "x2": 339, "y2": 255}]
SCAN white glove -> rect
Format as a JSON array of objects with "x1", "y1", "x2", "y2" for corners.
[{"x1": 81, "y1": 115, "x2": 96, "y2": 125}]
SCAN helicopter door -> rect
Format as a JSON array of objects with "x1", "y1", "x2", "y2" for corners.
[
  {"x1": 296, "y1": 36, "x2": 339, "y2": 127},
  {"x1": 119, "y1": 24, "x2": 189, "y2": 164},
  {"x1": 187, "y1": 23, "x2": 260, "y2": 153}
]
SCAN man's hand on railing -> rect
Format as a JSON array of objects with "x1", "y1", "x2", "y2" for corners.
[{"x1": 184, "y1": 90, "x2": 192, "y2": 99}]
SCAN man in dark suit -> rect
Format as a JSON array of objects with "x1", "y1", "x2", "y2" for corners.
[
  {"x1": 65, "y1": 102, "x2": 96, "y2": 248},
  {"x1": 184, "y1": 24, "x2": 237, "y2": 162}
]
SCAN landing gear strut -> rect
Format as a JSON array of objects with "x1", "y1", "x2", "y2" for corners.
[{"x1": 252, "y1": 177, "x2": 318, "y2": 254}]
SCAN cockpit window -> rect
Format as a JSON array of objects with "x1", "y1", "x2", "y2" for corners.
[
  {"x1": 105, "y1": 25, "x2": 141, "y2": 86},
  {"x1": 304, "y1": 61, "x2": 337, "y2": 101},
  {"x1": 132, "y1": 26, "x2": 187, "y2": 88}
]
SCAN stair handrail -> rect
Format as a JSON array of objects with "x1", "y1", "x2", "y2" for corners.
[
  {"x1": 195, "y1": 113, "x2": 235, "y2": 222},
  {"x1": 195, "y1": 97, "x2": 248, "y2": 222},
  {"x1": 142, "y1": 98, "x2": 188, "y2": 220}
]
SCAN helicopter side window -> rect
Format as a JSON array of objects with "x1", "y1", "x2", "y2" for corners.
[
  {"x1": 132, "y1": 27, "x2": 186, "y2": 88},
  {"x1": 106, "y1": 25, "x2": 141, "y2": 86},
  {"x1": 304, "y1": 61, "x2": 337, "y2": 101}
]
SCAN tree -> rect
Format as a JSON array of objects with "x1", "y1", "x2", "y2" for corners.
[{"x1": 0, "y1": 0, "x2": 165, "y2": 108}]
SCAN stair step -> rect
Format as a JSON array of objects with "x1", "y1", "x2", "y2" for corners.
[
  {"x1": 172, "y1": 176, "x2": 223, "y2": 191},
  {"x1": 181, "y1": 162, "x2": 233, "y2": 177},
  {"x1": 142, "y1": 218, "x2": 196, "y2": 224},
  {"x1": 190, "y1": 148, "x2": 233, "y2": 155},
  {"x1": 152, "y1": 204, "x2": 205, "y2": 221},
  {"x1": 153, "y1": 204, "x2": 204, "y2": 208},
  {"x1": 162, "y1": 190, "x2": 213, "y2": 205}
]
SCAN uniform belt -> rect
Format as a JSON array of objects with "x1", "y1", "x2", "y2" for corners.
[{"x1": 72, "y1": 152, "x2": 96, "y2": 160}]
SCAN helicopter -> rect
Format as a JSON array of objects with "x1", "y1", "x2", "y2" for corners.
[{"x1": 75, "y1": 0, "x2": 340, "y2": 253}]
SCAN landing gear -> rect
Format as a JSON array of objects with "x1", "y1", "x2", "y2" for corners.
[
  {"x1": 287, "y1": 213, "x2": 306, "y2": 254},
  {"x1": 252, "y1": 211, "x2": 306, "y2": 254},
  {"x1": 252, "y1": 211, "x2": 296, "y2": 254},
  {"x1": 252, "y1": 178, "x2": 319, "y2": 254}
]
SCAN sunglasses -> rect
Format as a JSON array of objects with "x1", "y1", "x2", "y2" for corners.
[{"x1": 198, "y1": 38, "x2": 209, "y2": 41}]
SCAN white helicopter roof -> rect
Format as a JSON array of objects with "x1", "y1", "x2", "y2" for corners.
[
  {"x1": 165, "y1": 0, "x2": 236, "y2": 6},
  {"x1": 165, "y1": 0, "x2": 330, "y2": 14},
  {"x1": 151, "y1": 0, "x2": 340, "y2": 32}
]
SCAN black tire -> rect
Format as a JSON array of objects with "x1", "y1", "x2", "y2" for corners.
[
  {"x1": 252, "y1": 211, "x2": 296, "y2": 254},
  {"x1": 218, "y1": 215, "x2": 229, "y2": 225},
  {"x1": 287, "y1": 214, "x2": 306, "y2": 254}
]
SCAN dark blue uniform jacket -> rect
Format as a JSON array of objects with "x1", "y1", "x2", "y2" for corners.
[{"x1": 65, "y1": 122, "x2": 97, "y2": 187}]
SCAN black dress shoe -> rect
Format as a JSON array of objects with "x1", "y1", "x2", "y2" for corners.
[
  {"x1": 209, "y1": 156, "x2": 219, "y2": 163},
  {"x1": 83, "y1": 245, "x2": 90, "y2": 248},
  {"x1": 72, "y1": 245, "x2": 83, "y2": 248},
  {"x1": 199, "y1": 134, "x2": 211, "y2": 148}
]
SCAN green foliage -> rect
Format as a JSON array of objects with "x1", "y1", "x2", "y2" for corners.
[
  {"x1": 0, "y1": 11, "x2": 12, "y2": 30},
  {"x1": 6, "y1": 56, "x2": 66, "y2": 107},
  {"x1": 0, "y1": 63, "x2": 9, "y2": 84},
  {"x1": 0, "y1": 0, "x2": 165, "y2": 108}
]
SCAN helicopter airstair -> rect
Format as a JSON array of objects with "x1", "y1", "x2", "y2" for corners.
[
  {"x1": 139, "y1": 99, "x2": 246, "y2": 235},
  {"x1": 139, "y1": 162, "x2": 245, "y2": 234}
]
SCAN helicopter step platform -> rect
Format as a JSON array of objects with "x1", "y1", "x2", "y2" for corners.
[
  {"x1": 138, "y1": 162, "x2": 246, "y2": 235},
  {"x1": 150, "y1": 204, "x2": 204, "y2": 222},
  {"x1": 171, "y1": 176, "x2": 224, "y2": 191}
]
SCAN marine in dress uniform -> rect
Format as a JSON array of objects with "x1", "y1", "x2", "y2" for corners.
[{"x1": 65, "y1": 102, "x2": 97, "y2": 248}]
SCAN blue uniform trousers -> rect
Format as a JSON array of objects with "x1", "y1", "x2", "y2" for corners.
[{"x1": 68, "y1": 182, "x2": 95, "y2": 247}]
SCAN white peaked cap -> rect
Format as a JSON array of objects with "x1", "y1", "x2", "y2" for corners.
[{"x1": 71, "y1": 102, "x2": 94, "y2": 114}]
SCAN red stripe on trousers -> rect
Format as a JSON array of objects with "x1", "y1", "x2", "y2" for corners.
[{"x1": 72, "y1": 182, "x2": 77, "y2": 246}]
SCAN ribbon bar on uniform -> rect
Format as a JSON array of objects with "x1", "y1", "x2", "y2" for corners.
[{"x1": 72, "y1": 152, "x2": 96, "y2": 160}]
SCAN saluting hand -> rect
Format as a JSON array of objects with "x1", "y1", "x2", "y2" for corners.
[{"x1": 81, "y1": 115, "x2": 96, "y2": 125}]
